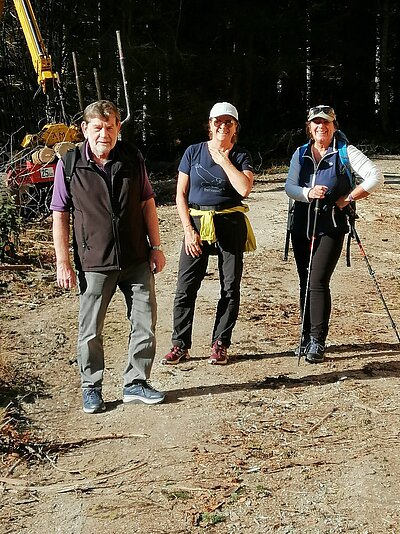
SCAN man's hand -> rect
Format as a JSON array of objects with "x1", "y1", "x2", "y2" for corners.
[
  {"x1": 56, "y1": 262, "x2": 77, "y2": 289},
  {"x1": 150, "y1": 250, "x2": 166, "y2": 274},
  {"x1": 53, "y1": 211, "x2": 75, "y2": 289}
]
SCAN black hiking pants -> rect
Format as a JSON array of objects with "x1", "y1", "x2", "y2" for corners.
[
  {"x1": 292, "y1": 232, "x2": 345, "y2": 342},
  {"x1": 171, "y1": 212, "x2": 247, "y2": 349}
]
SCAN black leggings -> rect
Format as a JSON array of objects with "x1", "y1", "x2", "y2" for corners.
[{"x1": 291, "y1": 233, "x2": 345, "y2": 342}]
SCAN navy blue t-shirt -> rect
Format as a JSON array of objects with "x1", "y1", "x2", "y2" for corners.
[{"x1": 178, "y1": 142, "x2": 253, "y2": 206}]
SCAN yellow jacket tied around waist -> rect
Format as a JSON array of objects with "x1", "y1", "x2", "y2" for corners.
[{"x1": 188, "y1": 204, "x2": 256, "y2": 252}]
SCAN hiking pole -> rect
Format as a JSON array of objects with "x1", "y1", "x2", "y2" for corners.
[
  {"x1": 350, "y1": 223, "x2": 400, "y2": 343},
  {"x1": 284, "y1": 199, "x2": 294, "y2": 261},
  {"x1": 297, "y1": 199, "x2": 321, "y2": 364}
]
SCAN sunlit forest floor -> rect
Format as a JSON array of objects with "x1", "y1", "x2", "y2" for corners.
[{"x1": 1, "y1": 159, "x2": 399, "y2": 533}]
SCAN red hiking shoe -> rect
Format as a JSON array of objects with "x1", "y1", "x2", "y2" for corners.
[
  {"x1": 208, "y1": 340, "x2": 228, "y2": 365},
  {"x1": 161, "y1": 345, "x2": 189, "y2": 365}
]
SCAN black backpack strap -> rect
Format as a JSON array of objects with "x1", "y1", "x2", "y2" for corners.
[
  {"x1": 62, "y1": 143, "x2": 83, "y2": 185},
  {"x1": 345, "y1": 202, "x2": 358, "y2": 267},
  {"x1": 346, "y1": 232, "x2": 352, "y2": 267}
]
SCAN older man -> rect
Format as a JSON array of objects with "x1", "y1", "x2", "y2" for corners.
[{"x1": 51, "y1": 100, "x2": 166, "y2": 413}]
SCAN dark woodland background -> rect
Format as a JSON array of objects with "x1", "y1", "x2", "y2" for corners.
[{"x1": 1, "y1": 0, "x2": 399, "y2": 173}]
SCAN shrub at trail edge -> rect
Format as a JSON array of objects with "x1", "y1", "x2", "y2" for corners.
[{"x1": 0, "y1": 194, "x2": 23, "y2": 261}]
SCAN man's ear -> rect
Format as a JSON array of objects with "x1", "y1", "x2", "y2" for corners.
[{"x1": 81, "y1": 121, "x2": 88, "y2": 139}]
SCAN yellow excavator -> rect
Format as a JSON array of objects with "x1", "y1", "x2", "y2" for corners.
[
  {"x1": 8, "y1": 0, "x2": 82, "y2": 147},
  {"x1": 1, "y1": 0, "x2": 82, "y2": 219},
  {"x1": 13, "y1": 0, "x2": 58, "y2": 94}
]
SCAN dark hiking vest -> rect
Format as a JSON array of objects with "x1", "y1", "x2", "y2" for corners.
[
  {"x1": 292, "y1": 143, "x2": 353, "y2": 239},
  {"x1": 64, "y1": 140, "x2": 149, "y2": 271}
]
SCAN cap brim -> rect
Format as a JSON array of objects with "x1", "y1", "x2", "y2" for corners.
[
  {"x1": 210, "y1": 113, "x2": 237, "y2": 119},
  {"x1": 309, "y1": 111, "x2": 335, "y2": 122}
]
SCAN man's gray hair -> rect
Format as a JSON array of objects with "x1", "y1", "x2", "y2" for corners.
[{"x1": 83, "y1": 100, "x2": 121, "y2": 123}]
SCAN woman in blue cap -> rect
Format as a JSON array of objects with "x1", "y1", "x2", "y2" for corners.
[
  {"x1": 285, "y1": 105, "x2": 383, "y2": 363},
  {"x1": 162, "y1": 102, "x2": 255, "y2": 365}
]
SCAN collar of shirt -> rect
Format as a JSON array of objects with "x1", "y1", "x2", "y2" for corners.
[{"x1": 86, "y1": 143, "x2": 113, "y2": 181}]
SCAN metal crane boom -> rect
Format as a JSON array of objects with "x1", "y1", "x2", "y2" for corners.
[{"x1": 12, "y1": 0, "x2": 58, "y2": 93}]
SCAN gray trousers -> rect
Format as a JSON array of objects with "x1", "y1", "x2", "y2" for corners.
[{"x1": 77, "y1": 262, "x2": 157, "y2": 389}]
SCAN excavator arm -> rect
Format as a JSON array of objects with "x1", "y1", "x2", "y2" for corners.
[
  {"x1": 4, "y1": 0, "x2": 83, "y2": 146},
  {"x1": 12, "y1": 0, "x2": 58, "y2": 94}
]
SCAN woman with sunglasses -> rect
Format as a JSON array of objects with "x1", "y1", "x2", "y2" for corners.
[
  {"x1": 162, "y1": 102, "x2": 255, "y2": 365},
  {"x1": 285, "y1": 105, "x2": 383, "y2": 363}
]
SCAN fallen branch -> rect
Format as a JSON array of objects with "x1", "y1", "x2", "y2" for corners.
[
  {"x1": 47, "y1": 432, "x2": 149, "y2": 451},
  {"x1": 307, "y1": 407, "x2": 338, "y2": 434},
  {"x1": 208, "y1": 500, "x2": 226, "y2": 512},
  {"x1": 0, "y1": 461, "x2": 147, "y2": 494},
  {"x1": 8, "y1": 300, "x2": 39, "y2": 307},
  {"x1": 266, "y1": 459, "x2": 341, "y2": 473},
  {"x1": 162, "y1": 485, "x2": 211, "y2": 493},
  {"x1": 1, "y1": 431, "x2": 148, "y2": 463},
  {"x1": 4, "y1": 456, "x2": 24, "y2": 477},
  {"x1": 0, "y1": 265, "x2": 32, "y2": 271}
]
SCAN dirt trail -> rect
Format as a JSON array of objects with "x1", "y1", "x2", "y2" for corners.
[{"x1": 1, "y1": 159, "x2": 400, "y2": 533}]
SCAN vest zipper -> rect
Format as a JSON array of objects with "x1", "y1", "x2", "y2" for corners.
[{"x1": 303, "y1": 150, "x2": 338, "y2": 239}]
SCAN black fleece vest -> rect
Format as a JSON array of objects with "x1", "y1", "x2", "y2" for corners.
[{"x1": 67, "y1": 141, "x2": 149, "y2": 271}]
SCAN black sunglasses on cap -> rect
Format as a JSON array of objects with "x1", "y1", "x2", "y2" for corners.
[{"x1": 307, "y1": 105, "x2": 336, "y2": 121}]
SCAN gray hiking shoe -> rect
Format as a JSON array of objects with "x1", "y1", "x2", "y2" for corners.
[
  {"x1": 294, "y1": 333, "x2": 311, "y2": 357},
  {"x1": 82, "y1": 387, "x2": 106, "y2": 414},
  {"x1": 305, "y1": 337, "x2": 325, "y2": 363},
  {"x1": 123, "y1": 381, "x2": 165, "y2": 405}
]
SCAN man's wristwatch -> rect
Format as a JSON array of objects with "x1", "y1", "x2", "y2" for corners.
[{"x1": 150, "y1": 245, "x2": 163, "y2": 251}]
